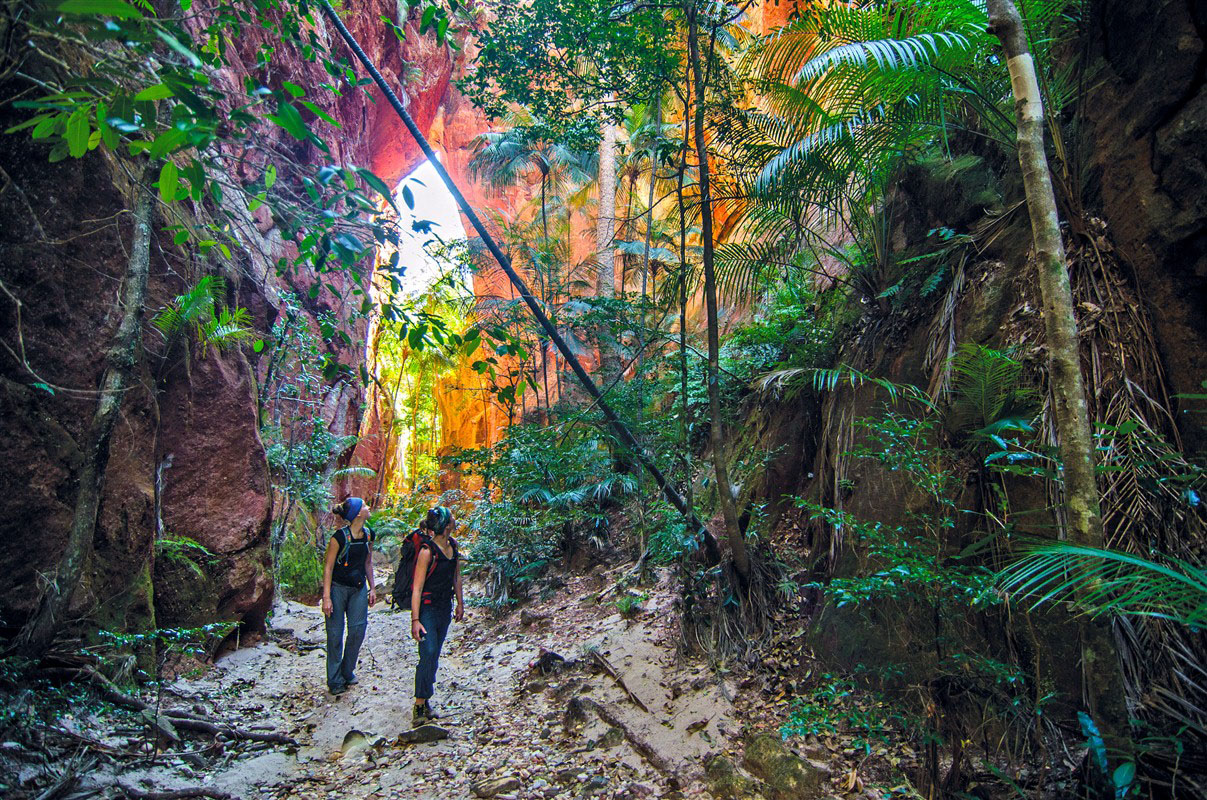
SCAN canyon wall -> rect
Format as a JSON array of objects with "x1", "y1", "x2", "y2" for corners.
[{"x1": 0, "y1": 1, "x2": 482, "y2": 640}]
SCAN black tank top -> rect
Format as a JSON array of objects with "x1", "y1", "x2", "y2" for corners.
[
  {"x1": 422, "y1": 538, "x2": 458, "y2": 602},
  {"x1": 331, "y1": 526, "x2": 374, "y2": 588}
]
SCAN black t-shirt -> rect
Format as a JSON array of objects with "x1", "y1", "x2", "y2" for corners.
[
  {"x1": 331, "y1": 526, "x2": 374, "y2": 589},
  {"x1": 422, "y1": 537, "x2": 458, "y2": 602}
]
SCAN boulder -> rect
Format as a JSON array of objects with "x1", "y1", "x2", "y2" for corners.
[
  {"x1": 742, "y1": 735, "x2": 827, "y2": 800},
  {"x1": 704, "y1": 755, "x2": 770, "y2": 800},
  {"x1": 396, "y1": 724, "x2": 450, "y2": 745},
  {"x1": 471, "y1": 776, "x2": 521, "y2": 797}
]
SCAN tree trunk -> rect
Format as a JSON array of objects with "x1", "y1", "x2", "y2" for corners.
[
  {"x1": 677, "y1": 107, "x2": 693, "y2": 516},
  {"x1": 595, "y1": 120, "x2": 618, "y2": 299},
  {"x1": 688, "y1": 11, "x2": 749, "y2": 582},
  {"x1": 987, "y1": 0, "x2": 1103, "y2": 550},
  {"x1": 988, "y1": 0, "x2": 1123, "y2": 732},
  {"x1": 13, "y1": 173, "x2": 155, "y2": 661},
  {"x1": 596, "y1": 117, "x2": 621, "y2": 380}
]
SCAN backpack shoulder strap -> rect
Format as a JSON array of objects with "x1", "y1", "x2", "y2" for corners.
[{"x1": 335, "y1": 527, "x2": 353, "y2": 565}]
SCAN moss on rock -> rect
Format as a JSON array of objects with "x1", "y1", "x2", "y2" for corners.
[
  {"x1": 704, "y1": 754, "x2": 771, "y2": 800},
  {"x1": 742, "y1": 734, "x2": 826, "y2": 800}
]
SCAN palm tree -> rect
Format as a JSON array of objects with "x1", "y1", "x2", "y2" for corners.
[{"x1": 469, "y1": 112, "x2": 594, "y2": 247}]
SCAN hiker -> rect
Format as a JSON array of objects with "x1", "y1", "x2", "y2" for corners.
[
  {"x1": 410, "y1": 506, "x2": 463, "y2": 724},
  {"x1": 322, "y1": 496, "x2": 377, "y2": 695}
]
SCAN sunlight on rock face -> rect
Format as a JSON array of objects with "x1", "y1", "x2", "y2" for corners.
[{"x1": 390, "y1": 158, "x2": 468, "y2": 299}]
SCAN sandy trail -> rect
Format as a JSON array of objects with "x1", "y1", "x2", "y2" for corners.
[{"x1": 136, "y1": 567, "x2": 738, "y2": 800}]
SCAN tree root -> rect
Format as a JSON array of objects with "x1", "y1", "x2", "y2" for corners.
[{"x1": 569, "y1": 696, "x2": 679, "y2": 777}]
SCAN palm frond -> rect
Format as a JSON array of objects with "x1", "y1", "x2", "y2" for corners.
[
  {"x1": 329, "y1": 465, "x2": 377, "y2": 480},
  {"x1": 998, "y1": 543, "x2": 1207, "y2": 628}
]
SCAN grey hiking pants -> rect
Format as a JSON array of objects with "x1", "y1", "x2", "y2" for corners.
[{"x1": 326, "y1": 582, "x2": 368, "y2": 690}]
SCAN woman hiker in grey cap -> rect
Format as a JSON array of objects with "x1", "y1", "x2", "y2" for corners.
[{"x1": 322, "y1": 496, "x2": 376, "y2": 695}]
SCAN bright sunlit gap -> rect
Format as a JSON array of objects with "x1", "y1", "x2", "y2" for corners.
[
  {"x1": 370, "y1": 156, "x2": 478, "y2": 496},
  {"x1": 388, "y1": 157, "x2": 469, "y2": 299}
]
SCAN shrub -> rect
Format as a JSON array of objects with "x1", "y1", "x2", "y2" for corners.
[{"x1": 277, "y1": 528, "x2": 324, "y2": 600}]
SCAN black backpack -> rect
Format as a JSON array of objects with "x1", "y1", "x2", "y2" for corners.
[{"x1": 391, "y1": 530, "x2": 458, "y2": 608}]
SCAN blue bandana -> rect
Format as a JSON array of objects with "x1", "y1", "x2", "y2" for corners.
[{"x1": 342, "y1": 497, "x2": 364, "y2": 522}]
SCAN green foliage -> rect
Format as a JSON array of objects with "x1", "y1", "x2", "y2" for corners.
[
  {"x1": 782, "y1": 674, "x2": 907, "y2": 754},
  {"x1": 998, "y1": 543, "x2": 1207, "y2": 628},
  {"x1": 614, "y1": 591, "x2": 648, "y2": 618},
  {"x1": 463, "y1": 499, "x2": 558, "y2": 610},
  {"x1": 796, "y1": 413, "x2": 997, "y2": 610},
  {"x1": 725, "y1": 271, "x2": 852, "y2": 374},
  {"x1": 739, "y1": 0, "x2": 1084, "y2": 208},
  {"x1": 461, "y1": 0, "x2": 678, "y2": 132},
  {"x1": 8, "y1": 0, "x2": 459, "y2": 378},
  {"x1": 645, "y1": 504, "x2": 699, "y2": 565},
  {"x1": 947, "y1": 343, "x2": 1036, "y2": 442},
  {"x1": 277, "y1": 525, "x2": 324, "y2": 599},
  {"x1": 151, "y1": 275, "x2": 256, "y2": 356},
  {"x1": 452, "y1": 423, "x2": 636, "y2": 604},
  {"x1": 154, "y1": 533, "x2": 215, "y2": 580}
]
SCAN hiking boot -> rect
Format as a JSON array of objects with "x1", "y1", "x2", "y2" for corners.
[
  {"x1": 412, "y1": 704, "x2": 427, "y2": 726},
  {"x1": 329, "y1": 683, "x2": 348, "y2": 696}
]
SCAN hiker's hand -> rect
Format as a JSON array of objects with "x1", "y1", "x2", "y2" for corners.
[
  {"x1": 322, "y1": 596, "x2": 333, "y2": 616},
  {"x1": 411, "y1": 619, "x2": 426, "y2": 641},
  {"x1": 454, "y1": 603, "x2": 465, "y2": 622},
  {"x1": 368, "y1": 588, "x2": 377, "y2": 607}
]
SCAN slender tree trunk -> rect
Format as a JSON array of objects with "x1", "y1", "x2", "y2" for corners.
[
  {"x1": 375, "y1": 351, "x2": 408, "y2": 500},
  {"x1": 410, "y1": 370, "x2": 421, "y2": 489},
  {"x1": 688, "y1": 11, "x2": 749, "y2": 582},
  {"x1": 620, "y1": 172, "x2": 636, "y2": 296},
  {"x1": 677, "y1": 84, "x2": 694, "y2": 517},
  {"x1": 596, "y1": 120, "x2": 618, "y2": 299},
  {"x1": 988, "y1": 0, "x2": 1123, "y2": 732},
  {"x1": 596, "y1": 117, "x2": 620, "y2": 380},
  {"x1": 637, "y1": 104, "x2": 660, "y2": 550},
  {"x1": 988, "y1": 0, "x2": 1103, "y2": 549},
  {"x1": 14, "y1": 173, "x2": 155, "y2": 660}
]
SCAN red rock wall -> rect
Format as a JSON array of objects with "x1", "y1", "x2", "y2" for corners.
[{"x1": 0, "y1": 0, "x2": 481, "y2": 640}]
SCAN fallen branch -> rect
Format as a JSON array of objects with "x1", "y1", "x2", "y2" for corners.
[
  {"x1": 80, "y1": 668, "x2": 296, "y2": 745},
  {"x1": 589, "y1": 651, "x2": 650, "y2": 713},
  {"x1": 161, "y1": 713, "x2": 296, "y2": 745},
  {"x1": 115, "y1": 784, "x2": 237, "y2": 800}
]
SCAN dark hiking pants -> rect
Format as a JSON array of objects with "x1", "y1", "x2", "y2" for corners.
[{"x1": 415, "y1": 598, "x2": 452, "y2": 701}]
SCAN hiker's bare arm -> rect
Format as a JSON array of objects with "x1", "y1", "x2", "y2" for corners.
[
  {"x1": 454, "y1": 566, "x2": 464, "y2": 622},
  {"x1": 411, "y1": 548, "x2": 432, "y2": 640},
  {"x1": 365, "y1": 540, "x2": 377, "y2": 606},
  {"x1": 321, "y1": 538, "x2": 338, "y2": 616}
]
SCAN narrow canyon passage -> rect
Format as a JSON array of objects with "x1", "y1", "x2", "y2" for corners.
[{"x1": 3, "y1": 1, "x2": 1205, "y2": 797}]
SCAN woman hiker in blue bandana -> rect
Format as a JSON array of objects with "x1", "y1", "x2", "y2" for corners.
[
  {"x1": 322, "y1": 496, "x2": 377, "y2": 695},
  {"x1": 410, "y1": 506, "x2": 464, "y2": 724}
]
